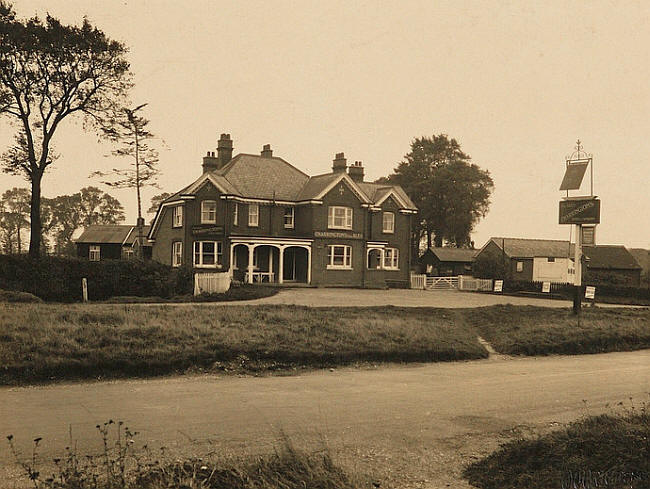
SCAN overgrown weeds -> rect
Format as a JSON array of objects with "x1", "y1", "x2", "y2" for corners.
[{"x1": 7, "y1": 422, "x2": 360, "y2": 489}]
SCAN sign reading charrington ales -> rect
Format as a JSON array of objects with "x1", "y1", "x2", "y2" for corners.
[
  {"x1": 314, "y1": 231, "x2": 363, "y2": 239},
  {"x1": 559, "y1": 198, "x2": 601, "y2": 225},
  {"x1": 192, "y1": 225, "x2": 224, "y2": 236}
]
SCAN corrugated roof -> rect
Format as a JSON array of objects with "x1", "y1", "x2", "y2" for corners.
[
  {"x1": 75, "y1": 225, "x2": 133, "y2": 244},
  {"x1": 583, "y1": 245, "x2": 642, "y2": 270},
  {"x1": 489, "y1": 237, "x2": 572, "y2": 258},
  {"x1": 429, "y1": 247, "x2": 479, "y2": 262},
  {"x1": 218, "y1": 154, "x2": 309, "y2": 200}
]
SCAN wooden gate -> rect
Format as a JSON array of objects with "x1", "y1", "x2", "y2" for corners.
[{"x1": 425, "y1": 276, "x2": 459, "y2": 290}]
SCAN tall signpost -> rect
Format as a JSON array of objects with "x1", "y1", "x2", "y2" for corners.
[{"x1": 559, "y1": 140, "x2": 600, "y2": 315}]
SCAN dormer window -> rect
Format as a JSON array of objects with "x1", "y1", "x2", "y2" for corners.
[
  {"x1": 201, "y1": 200, "x2": 217, "y2": 224},
  {"x1": 328, "y1": 206, "x2": 352, "y2": 230}
]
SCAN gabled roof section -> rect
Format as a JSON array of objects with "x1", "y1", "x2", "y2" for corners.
[
  {"x1": 488, "y1": 237, "x2": 572, "y2": 259},
  {"x1": 75, "y1": 225, "x2": 134, "y2": 244},
  {"x1": 217, "y1": 154, "x2": 309, "y2": 200},
  {"x1": 123, "y1": 225, "x2": 152, "y2": 246},
  {"x1": 427, "y1": 247, "x2": 479, "y2": 262},
  {"x1": 296, "y1": 173, "x2": 341, "y2": 201},
  {"x1": 299, "y1": 172, "x2": 372, "y2": 204},
  {"x1": 582, "y1": 245, "x2": 642, "y2": 270}
]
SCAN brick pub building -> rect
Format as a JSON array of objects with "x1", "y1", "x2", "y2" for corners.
[{"x1": 148, "y1": 134, "x2": 417, "y2": 287}]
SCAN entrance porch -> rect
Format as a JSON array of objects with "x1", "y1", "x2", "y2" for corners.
[{"x1": 229, "y1": 237, "x2": 312, "y2": 285}]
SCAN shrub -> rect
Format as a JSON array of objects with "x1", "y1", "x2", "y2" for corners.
[
  {"x1": 0, "y1": 255, "x2": 193, "y2": 302},
  {"x1": 0, "y1": 289, "x2": 42, "y2": 303}
]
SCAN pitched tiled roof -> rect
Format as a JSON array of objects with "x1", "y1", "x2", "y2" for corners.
[
  {"x1": 217, "y1": 154, "x2": 309, "y2": 200},
  {"x1": 629, "y1": 248, "x2": 649, "y2": 275},
  {"x1": 123, "y1": 225, "x2": 152, "y2": 246},
  {"x1": 296, "y1": 173, "x2": 341, "y2": 201},
  {"x1": 428, "y1": 247, "x2": 479, "y2": 262},
  {"x1": 358, "y1": 183, "x2": 417, "y2": 210},
  {"x1": 582, "y1": 245, "x2": 642, "y2": 270},
  {"x1": 489, "y1": 237, "x2": 572, "y2": 258},
  {"x1": 75, "y1": 225, "x2": 133, "y2": 244}
]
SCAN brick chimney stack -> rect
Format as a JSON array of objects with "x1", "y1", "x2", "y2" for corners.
[
  {"x1": 217, "y1": 133, "x2": 233, "y2": 167},
  {"x1": 202, "y1": 151, "x2": 219, "y2": 173},
  {"x1": 348, "y1": 160, "x2": 364, "y2": 182},
  {"x1": 332, "y1": 152, "x2": 347, "y2": 173},
  {"x1": 261, "y1": 144, "x2": 273, "y2": 158}
]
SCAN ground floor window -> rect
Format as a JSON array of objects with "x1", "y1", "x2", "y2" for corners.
[
  {"x1": 122, "y1": 247, "x2": 134, "y2": 260},
  {"x1": 327, "y1": 245, "x2": 352, "y2": 269},
  {"x1": 89, "y1": 245, "x2": 100, "y2": 261},
  {"x1": 516, "y1": 261, "x2": 524, "y2": 272},
  {"x1": 172, "y1": 241, "x2": 183, "y2": 267},
  {"x1": 384, "y1": 247, "x2": 399, "y2": 269},
  {"x1": 194, "y1": 241, "x2": 222, "y2": 267}
]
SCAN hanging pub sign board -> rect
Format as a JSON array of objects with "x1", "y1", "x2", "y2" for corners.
[
  {"x1": 542, "y1": 281, "x2": 551, "y2": 293},
  {"x1": 559, "y1": 197, "x2": 601, "y2": 225},
  {"x1": 585, "y1": 286, "x2": 596, "y2": 300},
  {"x1": 494, "y1": 280, "x2": 503, "y2": 292},
  {"x1": 581, "y1": 226, "x2": 596, "y2": 246}
]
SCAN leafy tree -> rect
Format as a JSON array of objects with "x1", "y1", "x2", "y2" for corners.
[
  {"x1": 382, "y1": 134, "x2": 494, "y2": 253},
  {"x1": 0, "y1": 187, "x2": 30, "y2": 253},
  {"x1": 78, "y1": 186, "x2": 125, "y2": 228},
  {"x1": 0, "y1": 2, "x2": 132, "y2": 256},
  {"x1": 91, "y1": 103, "x2": 161, "y2": 258},
  {"x1": 148, "y1": 192, "x2": 172, "y2": 215}
]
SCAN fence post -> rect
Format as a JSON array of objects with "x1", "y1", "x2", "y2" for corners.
[{"x1": 82, "y1": 278, "x2": 88, "y2": 303}]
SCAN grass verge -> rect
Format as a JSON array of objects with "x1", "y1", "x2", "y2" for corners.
[
  {"x1": 464, "y1": 304, "x2": 650, "y2": 356},
  {"x1": 463, "y1": 406, "x2": 650, "y2": 489},
  {"x1": 103, "y1": 284, "x2": 280, "y2": 303},
  {"x1": 7, "y1": 422, "x2": 362, "y2": 489},
  {"x1": 0, "y1": 305, "x2": 487, "y2": 384}
]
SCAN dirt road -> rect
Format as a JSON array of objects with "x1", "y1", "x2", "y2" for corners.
[{"x1": 2, "y1": 349, "x2": 648, "y2": 488}]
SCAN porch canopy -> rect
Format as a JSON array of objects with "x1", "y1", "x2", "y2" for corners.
[{"x1": 229, "y1": 236, "x2": 313, "y2": 284}]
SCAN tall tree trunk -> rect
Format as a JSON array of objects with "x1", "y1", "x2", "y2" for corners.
[
  {"x1": 434, "y1": 233, "x2": 443, "y2": 247},
  {"x1": 29, "y1": 172, "x2": 42, "y2": 258},
  {"x1": 426, "y1": 229, "x2": 432, "y2": 250},
  {"x1": 17, "y1": 223, "x2": 22, "y2": 253}
]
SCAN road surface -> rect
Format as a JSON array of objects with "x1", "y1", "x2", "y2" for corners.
[{"x1": 2, "y1": 349, "x2": 648, "y2": 488}]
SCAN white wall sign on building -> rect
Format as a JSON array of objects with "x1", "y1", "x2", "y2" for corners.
[
  {"x1": 581, "y1": 225, "x2": 596, "y2": 246},
  {"x1": 542, "y1": 281, "x2": 551, "y2": 293},
  {"x1": 585, "y1": 286, "x2": 596, "y2": 300},
  {"x1": 494, "y1": 280, "x2": 503, "y2": 292}
]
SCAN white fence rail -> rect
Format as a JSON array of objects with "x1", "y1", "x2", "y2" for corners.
[
  {"x1": 410, "y1": 273, "x2": 426, "y2": 290},
  {"x1": 425, "y1": 276, "x2": 459, "y2": 290},
  {"x1": 194, "y1": 272, "x2": 231, "y2": 295},
  {"x1": 458, "y1": 275, "x2": 493, "y2": 291}
]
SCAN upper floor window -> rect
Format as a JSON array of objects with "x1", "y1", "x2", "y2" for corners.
[
  {"x1": 233, "y1": 203, "x2": 239, "y2": 226},
  {"x1": 382, "y1": 212, "x2": 395, "y2": 233},
  {"x1": 193, "y1": 241, "x2": 222, "y2": 267},
  {"x1": 248, "y1": 203, "x2": 259, "y2": 227},
  {"x1": 89, "y1": 245, "x2": 100, "y2": 261},
  {"x1": 172, "y1": 205, "x2": 183, "y2": 227},
  {"x1": 384, "y1": 248, "x2": 399, "y2": 269},
  {"x1": 284, "y1": 207, "x2": 295, "y2": 229},
  {"x1": 547, "y1": 257, "x2": 556, "y2": 263},
  {"x1": 201, "y1": 200, "x2": 217, "y2": 224},
  {"x1": 172, "y1": 241, "x2": 182, "y2": 267},
  {"x1": 516, "y1": 261, "x2": 524, "y2": 272},
  {"x1": 328, "y1": 206, "x2": 352, "y2": 230},
  {"x1": 327, "y1": 245, "x2": 352, "y2": 269}
]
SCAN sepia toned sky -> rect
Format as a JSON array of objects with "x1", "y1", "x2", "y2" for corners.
[{"x1": 1, "y1": 1, "x2": 649, "y2": 248}]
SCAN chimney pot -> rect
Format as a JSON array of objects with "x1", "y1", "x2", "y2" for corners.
[
  {"x1": 261, "y1": 144, "x2": 273, "y2": 158},
  {"x1": 217, "y1": 133, "x2": 234, "y2": 168},
  {"x1": 348, "y1": 160, "x2": 364, "y2": 182},
  {"x1": 332, "y1": 152, "x2": 347, "y2": 173}
]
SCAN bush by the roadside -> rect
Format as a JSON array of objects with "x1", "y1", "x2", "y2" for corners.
[
  {"x1": 0, "y1": 304, "x2": 488, "y2": 384},
  {"x1": 0, "y1": 289, "x2": 42, "y2": 303},
  {"x1": 0, "y1": 254, "x2": 193, "y2": 302},
  {"x1": 464, "y1": 305, "x2": 650, "y2": 356},
  {"x1": 464, "y1": 408, "x2": 650, "y2": 489}
]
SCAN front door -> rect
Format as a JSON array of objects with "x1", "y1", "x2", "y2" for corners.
[{"x1": 283, "y1": 248, "x2": 297, "y2": 281}]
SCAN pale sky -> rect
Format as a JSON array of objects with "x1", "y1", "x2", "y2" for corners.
[{"x1": 1, "y1": 0, "x2": 649, "y2": 249}]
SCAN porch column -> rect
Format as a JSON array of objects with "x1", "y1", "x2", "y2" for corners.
[
  {"x1": 268, "y1": 246, "x2": 273, "y2": 280},
  {"x1": 380, "y1": 249, "x2": 385, "y2": 270},
  {"x1": 306, "y1": 246, "x2": 312, "y2": 284},
  {"x1": 229, "y1": 244, "x2": 235, "y2": 278},
  {"x1": 278, "y1": 245, "x2": 285, "y2": 284},
  {"x1": 247, "y1": 244, "x2": 255, "y2": 283}
]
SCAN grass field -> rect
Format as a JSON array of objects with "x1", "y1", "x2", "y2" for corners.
[
  {"x1": 464, "y1": 305, "x2": 650, "y2": 356},
  {"x1": 0, "y1": 304, "x2": 487, "y2": 384},
  {"x1": 463, "y1": 404, "x2": 650, "y2": 489}
]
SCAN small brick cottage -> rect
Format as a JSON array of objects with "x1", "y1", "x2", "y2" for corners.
[{"x1": 148, "y1": 134, "x2": 417, "y2": 288}]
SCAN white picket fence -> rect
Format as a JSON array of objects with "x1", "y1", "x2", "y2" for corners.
[
  {"x1": 194, "y1": 272, "x2": 231, "y2": 295},
  {"x1": 458, "y1": 275, "x2": 493, "y2": 291}
]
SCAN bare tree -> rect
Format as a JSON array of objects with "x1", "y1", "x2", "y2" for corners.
[
  {"x1": 0, "y1": 2, "x2": 132, "y2": 256},
  {"x1": 91, "y1": 103, "x2": 160, "y2": 258}
]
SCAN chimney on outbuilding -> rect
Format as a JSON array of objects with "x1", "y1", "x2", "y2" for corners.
[
  {"x1": 261, "y1": 144, "x2": 273, "y2": 158},
  {"x1": 332, "y1": 152, "x2": 347, "y2": 173},
  {"x1": 348, "y1": 160, "x2": 364, "y2": 183},
  {"x1": 202, "y1": 151, "x2": 219, "y2": 173},
  {"x1": 217, "y1": 133, "x2": 233, "y2": 167}
]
